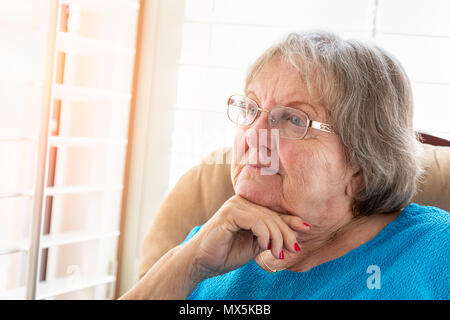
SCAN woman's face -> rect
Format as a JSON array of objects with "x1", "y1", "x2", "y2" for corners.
[{"x1": 231, "y1": 57, "x2": 361, "y2": 230}]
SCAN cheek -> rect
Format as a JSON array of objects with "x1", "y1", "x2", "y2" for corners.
[
  {"x1": 280, "y1": 140, "x2": 348, "y2": 179},
  {"x1": 278, "y1": 143, "x2": 342, "y2": 199},
  {"x1": 278, "y1": 145, "x2": 316, "y2": 194},
  {"x1": 321, "y1": 143, "x2": 350, "y2": 183},
  {"x1": 279, "y1": 144, "x2": 316, "y2": 176}
]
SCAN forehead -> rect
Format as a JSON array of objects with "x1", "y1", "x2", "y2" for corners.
[{"x1": 245, "y1": 57, "x2": 326, "y2": 120}]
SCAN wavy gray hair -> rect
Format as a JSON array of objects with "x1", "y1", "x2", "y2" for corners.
[{"x1": 245, "y1": 31, "x2": 425, "y2": 216}]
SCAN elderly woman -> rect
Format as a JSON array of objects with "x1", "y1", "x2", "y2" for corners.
[{"x1": 121, "y1": 31, "x2": 449, "y2": 300}]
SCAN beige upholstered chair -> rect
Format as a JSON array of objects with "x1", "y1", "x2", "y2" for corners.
[{"x1": 138, "y1": 143, "x2": 450, "y2": 279}]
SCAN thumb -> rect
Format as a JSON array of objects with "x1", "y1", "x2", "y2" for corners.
[{"x1": 251, "y1": 235, "x2": 266, "y2": 258}]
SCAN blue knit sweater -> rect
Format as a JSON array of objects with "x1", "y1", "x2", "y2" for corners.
[{"x1": 182, "y1": 203, "x2": 449, "y2": 300}]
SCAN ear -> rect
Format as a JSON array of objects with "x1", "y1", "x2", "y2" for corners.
[{"x1": 346, "y1": 170, "x2": 363, "y2": 197}]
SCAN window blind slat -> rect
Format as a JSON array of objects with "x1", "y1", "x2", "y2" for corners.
[
  {"x1": 40, "y1": 230, "x2": 119, "y2": 249},
  {"x1": 49, "y1": 136, "x2": 128, "y2": 147},
  {"x1": 0, "y1": 136, "x2": 39, "y2": 142},
  {"x1": 0, "y1": 231, "x2": 119, "y2": 256},
  {"x1": 37, "y1": 274, "x2": 116, "y2": 300},
  {"x1": 0, "y1": 286, "x2": 26, "y2": 300},
  {"x1": 0, "y1": 191, "x2": 33, "y2": 199},
  {"x1": 0, "y1": 275, "x2": 116, "y2": 300},
  {"x1": 56, "y1": 31, "x2": 136, "y2": 56},
  {"x1": 45, "y1": 184, "x2": 124, "y2": 196},
  {"x1": 53, "y1": 84, "x2": 132, "y2": 102},
  {"x1": 0, "y1": 245, "x2": 29, "y2": 256},
  {"x1": 60, "y1": 0, "x2": 139, "y2": 11}
]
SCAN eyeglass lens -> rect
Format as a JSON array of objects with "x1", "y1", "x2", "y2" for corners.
[{"x1": 228, "y1": 95, "x2": 309, "y2": 139}]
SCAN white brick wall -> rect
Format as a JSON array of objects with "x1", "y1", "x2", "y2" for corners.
[
  {"x1": 377, "y1": 0, "x2": 450, "y2": 37},
  {"x1": 169, "y1": 0, "x2": 450, "y2": 188},
  {"x1": 412, "y1": 83, "x2": 450, "y2": 134},
  {"x1": 376, "y1": 34, "x2": 450, "y2": 84}
]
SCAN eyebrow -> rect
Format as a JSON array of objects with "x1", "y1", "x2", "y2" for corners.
[
  {"x1": 246, "y1": 90, "x2": 320, "y2": 119},
  {"x1": 285, "y1": 101, "x2": 319, "y2": 119}
]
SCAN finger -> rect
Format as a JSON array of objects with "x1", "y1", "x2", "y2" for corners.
[
  {"x1": 271, "y1": 214, "x2": 302, "y2": 254},
  {"x1": 252, "y1": 218, "x2": 270, "y2": 251},
  {"x1": 242, "y1": 204, "x2": 298, "y2": 258},
  {"x1": 225, "y1": 197, "x2": 298, "y2": 258},
  {"x1": 229, "y1": 207, "x2": 284, "y2": 258},
  {"x1": 278, "y1": 214, "x2": 310, "y2": 232},
  {"x1": 260, "y1": 215, "x2": 285, "y2": 259},
  {"x1": 228, "y1": 209, "x2": 270, "y2": 252}
]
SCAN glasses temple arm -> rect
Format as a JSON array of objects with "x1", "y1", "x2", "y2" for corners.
[{"x1": 309, "y1": 121, "x2": 335, "y2": 134}]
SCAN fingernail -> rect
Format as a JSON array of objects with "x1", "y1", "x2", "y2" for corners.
[
  {"x1": 303, "y1": 222, "x2": 310, "y2": 228},
  {"x1": 279, "y1": 250, "x2": 284, "y2": 260},
  {"x1": 267, "y1": 242, "x2": 271, "y2": 250},
  {"x1": 294, "y1": 243, "x2": 301, "y2": 252}
]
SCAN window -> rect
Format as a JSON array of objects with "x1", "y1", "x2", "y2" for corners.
[{"x1": 0, "y1": 0, "x2": 139, "y2": 299}]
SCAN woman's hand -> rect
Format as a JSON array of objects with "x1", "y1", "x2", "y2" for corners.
[
  {"x1": 120, "y1": 194, "x2": 309, "y2": 300},
  {"x1": 185, "y1": 195, "x2": 309, "y2": 281}
]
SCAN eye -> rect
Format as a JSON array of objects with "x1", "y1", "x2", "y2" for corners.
[
  {"x1": 247, "y1": 105, "x2": 258, "y2": 116},
  {"x1": 289, "y1": 114, "x2": 306, "y2": 126}
]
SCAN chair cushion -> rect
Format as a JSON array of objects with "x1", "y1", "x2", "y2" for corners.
[
  {"x1": 137, "y1": 144, "x2": 450, "y2": 279},
  {"x1": 413, "y1": 144, "x2": 450, "y2": 211},
  {"x1": 138, "y1": 147, "x2": 234, "y2": 279}
]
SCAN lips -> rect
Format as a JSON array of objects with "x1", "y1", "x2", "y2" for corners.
[
  {"x1": 235, "y1": 147, "x2": 280, "y2": 176},
  {"x1": 245, "y1": 163, "x2": 279, "y2": 175}
]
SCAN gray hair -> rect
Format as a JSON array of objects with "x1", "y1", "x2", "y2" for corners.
[{"x1": 245, "y1": 31, "x2": 425, "y2": 216}]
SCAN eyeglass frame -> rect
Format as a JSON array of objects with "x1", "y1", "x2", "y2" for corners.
[{"x1": 227, "y1": 94, "x2": 335, "y2": 140}]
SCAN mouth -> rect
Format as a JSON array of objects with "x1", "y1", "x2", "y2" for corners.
[{"x1": 245, "y1": 163, "x2": 280, "y2": 176}]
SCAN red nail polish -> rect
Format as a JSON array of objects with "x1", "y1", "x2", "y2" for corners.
[
  {"x1": 303, "y1": 222, "x2": 310, "y2": 228},
  {"x1": 294, "y1": 243, "x2": 301, "y2": 252},
  {"x1": 279, "y1": 250, "x2": 284, "y2": 259},
  {"x1": 267, "y1": 242, "x2": 271, "y2": 250}
]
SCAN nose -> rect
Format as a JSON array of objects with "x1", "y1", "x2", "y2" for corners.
[
  {"x1": 251, "y1": 108, "x2": 271, "y2": 131},
  {"x1": 243, "y1": 110, "x2": 278, "y2": 166},
  {"x1": 244, "y1": 110, "x2": 270, "y2": 146}
]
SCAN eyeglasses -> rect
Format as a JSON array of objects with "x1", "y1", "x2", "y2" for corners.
[{"x1": 227, "y1": 94, "x2": 335, "y2": 140}]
